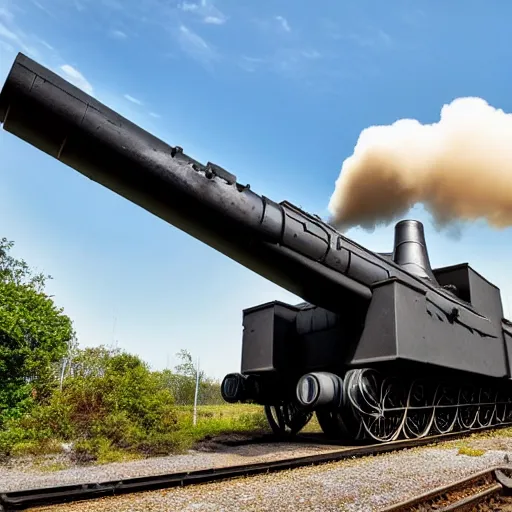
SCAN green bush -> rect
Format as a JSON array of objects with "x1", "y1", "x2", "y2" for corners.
[
  {"x1": 0, "y1": 424, "x2": 27, "y2": 455},
  {"x1": 0, "y1": 347, "x2": 180, "y2": 457},
  {"x1": 10, "y1": 439, "x2": 63, "y2": 457},
  {"x1": 0, "y1": 237, "x2": 273, "y2": 464}
]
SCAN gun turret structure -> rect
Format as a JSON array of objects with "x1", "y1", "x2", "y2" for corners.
[{"x1": 2, "y1": 53, "x2": 511, "y2": 443}]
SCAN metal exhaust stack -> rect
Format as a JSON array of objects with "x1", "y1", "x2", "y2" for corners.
[{"x1": 392, "y1": 220, "x2": 437, "y2": 282}]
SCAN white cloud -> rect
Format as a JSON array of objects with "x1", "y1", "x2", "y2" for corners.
[
  {"x1": 0, "y1": 22, "x2": 18, "y2": 42},
  {"x1": 0, "y1": 39, "x2": 14, "y2": 53},
  {"x1": 0, "y1": 21, "x2": 39, "y2": 57},
  {"x1": 203, "y1": 16, "x2": 224, "y2": 24},
  {"x1": 149, "y1": 112, "x2": 161, "y2": 118},
  {"x1": 180, "y1": 2, "x2": 199, "y2": 12},
  {"x1": 110, "y1": 29, "x2": 127, "y2": 39},
  {"x1": 39, "y1": 39, "x2": 54, "y2": 50},
  {"x1": 178, "y1": 0, "x2": 226, "y2": 25},
  {"x1": 276, "y1": 15, "x2": 291, "y2": 32},
  {"x1": 31, "y1": 0, "x2": 54, "y2": 17},
  {"x1": 179, "y1": 24, "x2": 209, "y2": 50},
  {"x1": 124, "y1": 94, "x2": 143, "y2": 105},
  {"x1": 177, "y1": 24, "x2": 217, "y2": 65},
  {"x1": 0, "y1": 7, "x2": 14, "y2": 22},
  {"x1": 59, "y1": 64, "x2": 94, "y2": 95}
]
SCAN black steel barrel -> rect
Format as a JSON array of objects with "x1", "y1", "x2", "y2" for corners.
[{"x1": 0, "y1": 53, "x2": 371, "y2": 311}]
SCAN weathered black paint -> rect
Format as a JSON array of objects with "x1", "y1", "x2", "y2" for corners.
[{"x1": 1, "y1": 53, "x2": 511, "y2": 397}]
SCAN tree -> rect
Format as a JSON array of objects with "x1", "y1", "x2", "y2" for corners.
[
  {"x1": 0, "y1": 237, "x2": 74, "y2": 420},
  {"x1": 174, "y1": 349, "x2": 204, "y2": 380},
  {"x1": 170, "y1": 350, "x2": 223, "y2": 406},
  {"x1": 0, "y1": 238, "x2": 47, "y2": 290}
]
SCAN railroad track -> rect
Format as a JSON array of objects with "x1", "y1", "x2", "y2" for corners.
[
  {"x1": 382, "y1": 466, "x2": 512, "y2": 511},
  {"x1": 0, "y1": 425, "x2": 510, "y2": 511}
]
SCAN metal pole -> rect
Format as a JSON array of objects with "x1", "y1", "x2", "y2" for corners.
[
  {"x1": 59, "y1": 358, "x2": 67, "y2": 391},
  {"x1": 193, "y1": 358, "x2": 200, "y2": 426}
]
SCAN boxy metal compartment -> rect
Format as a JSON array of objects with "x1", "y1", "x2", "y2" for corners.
[{"x1": 241, "y1": 301, "x2": 299, "y2": 374}]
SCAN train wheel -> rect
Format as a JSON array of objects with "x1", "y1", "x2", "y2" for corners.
[
  {"x1": 458, "y1": 385, "x2": 479, "y2": 430},
  {"x1": 264, "y1": 402, "x2": 313, "y2": 437},
  {"x1": 345, "y1": 369, "x2": 407, "y2": 442},
  {"x1": 495, "y1": 390, "x2": 509, "y2": 425},
  {"x1": 476, "y1": 386, "x2": 496, "y2": 427},
  {"x1": 404, "y1": 380, "x2": 435, "y2": 439},
  {"x1": 505, "y1": 398, "x2": 512, "y2": 424},
  {"x1": 433, "y1": 383, "x2": 458, "y2": 434}
]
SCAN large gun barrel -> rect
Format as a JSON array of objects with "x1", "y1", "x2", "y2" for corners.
[{"x1": 0, "y1": 53, "x2": 372, "y2": 311}]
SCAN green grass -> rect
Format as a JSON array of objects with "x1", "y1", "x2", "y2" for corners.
[
  {"x1": 38, "y1": 461, "x2": 70, "y2": 472},
  {"x1": 170, "y1": 403, "x2": 271, "y2": 444},
  {"x1": 175, "y1": 403, "x2": 265, "y2": 422},
  {"x1": 174, "y1": 403, "x2": 321, "y2": 437}
]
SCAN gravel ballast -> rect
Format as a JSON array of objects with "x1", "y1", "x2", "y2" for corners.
[
  {"x1": 0, "y1": 441, "x2": 341, "y2": 493},
  {"x1": 3, "y1": 435, "x2": 512, "y2": 511}
]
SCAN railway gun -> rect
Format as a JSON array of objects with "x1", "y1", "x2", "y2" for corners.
[{"x1": 1, "y1": 53, "x2": 511, "y2": 443}]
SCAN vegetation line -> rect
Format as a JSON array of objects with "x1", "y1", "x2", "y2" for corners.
[{"x1": 0, "y1": 237, "x2": 269, "y2": 465}]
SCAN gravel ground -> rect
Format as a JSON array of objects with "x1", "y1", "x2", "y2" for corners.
[
  {"x1": 0, "y1": 441, "x2": 341, "y2": 493},
  {"x1": 3, "y1": 435, "x2": 512, "y2": 511},
  {"x1": 21, "y1": 437, "x2": 512, "y2": 512}
]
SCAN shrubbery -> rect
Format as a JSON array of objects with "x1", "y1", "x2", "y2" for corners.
[
  {"x1": 0, "y1": 238, "x2": 268, "y2": 463},
  {"x1": 0, "y1": 344, "x2": 268, "y2": 462},
  {"x1": 0, "y1": 237, "x2": 74, "y2": 423}
]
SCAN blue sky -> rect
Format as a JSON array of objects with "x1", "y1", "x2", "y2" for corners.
[{"x1": 0, "y1": 0, "x2": 511, "y2": 380}]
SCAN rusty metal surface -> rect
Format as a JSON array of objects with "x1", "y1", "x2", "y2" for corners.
[{"x1": 381, "y1": 466, "x2": 512, "y2": 512}]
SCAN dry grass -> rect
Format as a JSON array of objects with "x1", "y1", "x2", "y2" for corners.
[{"x1": 457, "y1": 445, "x2": 486, "y2": 456}]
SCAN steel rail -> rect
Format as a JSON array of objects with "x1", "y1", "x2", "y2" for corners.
[
  {"x1": 1, "y1": 424, "x2": 511, "y2": 511},
  {"x1": 381, "y1": 466, "x2": 511, "y2": 511}
]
